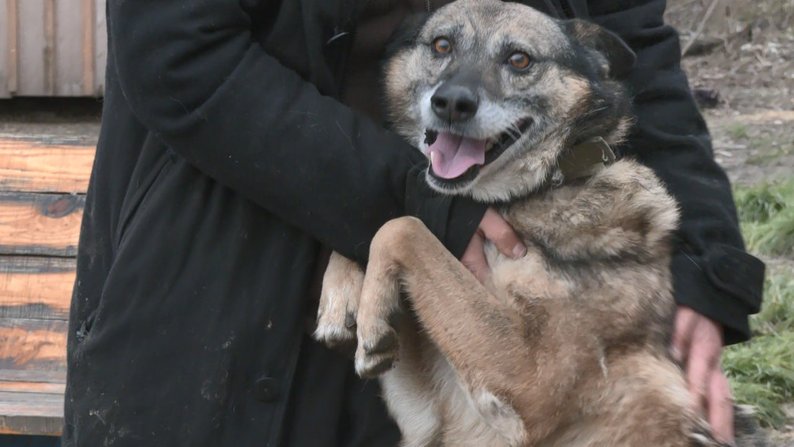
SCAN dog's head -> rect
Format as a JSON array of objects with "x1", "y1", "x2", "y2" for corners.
[{"x1": 384, "y1": 0, "x2": 635, "y2": 202}]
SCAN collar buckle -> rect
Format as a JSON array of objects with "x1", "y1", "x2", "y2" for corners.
[{"x1": 558, "y1": 137, "x2": 616, "y2": 183}]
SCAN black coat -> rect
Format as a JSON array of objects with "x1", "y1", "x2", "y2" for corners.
[{"x1": 63, "y1": 0, "x2": 765, "y2": 446}]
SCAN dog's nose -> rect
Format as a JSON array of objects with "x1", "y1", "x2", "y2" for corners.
[{"x1": 431, "y1": 84, "x2": 479, "y2": 122}]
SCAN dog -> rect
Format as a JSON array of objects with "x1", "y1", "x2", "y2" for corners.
[{"x1": 314, "y1": 1, "x2": 767, "y2": 445}]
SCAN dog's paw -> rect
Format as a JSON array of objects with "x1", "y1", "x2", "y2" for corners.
[
  {"x1": 314, "y1": 253, "x2": 364, "y2": 351},
  {"x1": 314, "y1": 304, "x2": 358, "y2": 351},
  {"x1": 355, "y1": 324, "x2": 399, "y2": 378}
]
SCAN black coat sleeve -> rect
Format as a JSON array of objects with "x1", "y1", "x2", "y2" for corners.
[
  {"x1": 585, "y1": 0, "x2": 765, "y2": 344},
  {"x1": 106, "y1": 0, "x2": 484, "y2": 263}
]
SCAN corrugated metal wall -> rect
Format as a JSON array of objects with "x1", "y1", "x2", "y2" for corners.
[{"x1": 0, "y1": 0, "x2": 106, "y2": 98}]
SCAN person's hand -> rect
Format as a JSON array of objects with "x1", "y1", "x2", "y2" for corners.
[
  {"x1": 461, "y1": 208, "x2": 526, "y2": 283},
  {"x1": 671, "y1": 305, "x2": 734, "y2": 445}
]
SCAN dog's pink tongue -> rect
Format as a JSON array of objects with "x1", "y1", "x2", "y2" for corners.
[{"x1": 428, "y1": 132, "x2": 487, "y2": 179}]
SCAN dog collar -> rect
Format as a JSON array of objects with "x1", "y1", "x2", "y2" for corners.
[{"x1": 558, "y1": 137, "x2": 616, "y2": 182}]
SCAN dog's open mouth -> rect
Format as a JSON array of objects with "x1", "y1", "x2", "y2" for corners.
[{"x1": 425, "y1": 119, "x2": 532, "y2": 183}]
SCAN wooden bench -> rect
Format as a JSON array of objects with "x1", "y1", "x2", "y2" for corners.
[{"x1": 0, "y1": 132, "x2": 95, "y2": 436}]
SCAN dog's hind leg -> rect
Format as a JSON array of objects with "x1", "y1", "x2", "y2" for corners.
[{"x1": 552, "y1": 351, "x2": 719, "y2": 447}]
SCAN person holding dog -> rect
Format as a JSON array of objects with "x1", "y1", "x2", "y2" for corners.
[{"x1": 63, "y1": 0, "x2": 764, "y2": 446}]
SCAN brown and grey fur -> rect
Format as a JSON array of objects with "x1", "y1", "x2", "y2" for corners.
[{"x1": 313, "y1": 1, "x2": 767, "y2": 446}]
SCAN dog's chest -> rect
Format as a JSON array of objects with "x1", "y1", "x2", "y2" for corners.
[
  {"x1": 484, "y1": 238, "x2": 570, "y2": 305},
  {"x1": 485, "y1": 185, "x2": 602, "y2": 296},
  {"x1": 439, "y1": 382, "x2": 527, "y2": 446}
]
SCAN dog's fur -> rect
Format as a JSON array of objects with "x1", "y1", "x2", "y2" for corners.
[{"x1": 314, "y1": 1, "x2": 767, "y2": 445}]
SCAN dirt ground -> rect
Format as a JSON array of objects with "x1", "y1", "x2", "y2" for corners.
[{"x1": 667, "y1": 0, "x2": 794, "y2": 188}]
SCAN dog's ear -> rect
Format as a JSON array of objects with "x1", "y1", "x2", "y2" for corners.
[
  {"x1": 384, "y1": 13, "x2": 431, "y2": 60},
  {"x1": 561, "y1": 19, "x2": 636, "y2": 79}
]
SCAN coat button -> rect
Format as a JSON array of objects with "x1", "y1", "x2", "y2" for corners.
[{"x1": 253, "y1": 376, "x2": 280, "y2": 402}]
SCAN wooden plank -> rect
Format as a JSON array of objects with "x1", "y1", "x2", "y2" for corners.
[
  {"x1": 55, "y1": 0, "x2": 84, "y2": 96},
  {"x1": 0, "y1": 133, "x2": 97, "y2": 147},
  {"x1": 0, "y1": 390, "x2": 62, "y2": 416},
  {"x1": 0, "y1": 136, "x2": 95, "y2": 194},
  {"x1": 6, "y1": 0, "x2": 19, "y2": 96},
  {"x1": 0, "y1": 370, "x2": 66, "y2": 436},
  {"x1": 0, "y1": 390, "x2": 63, "y2": 436},
  {"x1": 0, "y1": 370, "x2": 65, "y2": 384},
  {"x1": 0, "y1": 256, "x2": 75, "y2": 320},
  {"x1": 17, "y1": 0, "x2": 46, "y2": 96},
  {"x1": 0, "y1": 381, "x2": 64, "y2": 394},
  {"x1": 0, "y1": 193, "x2": 84, "y2": 257},
  {"x1": 94, "y1": 0, "x2": 107, "y2": 96},
  {"x1": 0, "y1": 1, "x2": 12, "y2": 98},
  {"x1": 82, "y1": 0, "x2": 96, "y2": 95},
  {"x1": 0, "y1": 3, "x2": 6, "y2": 98},
  {"x1": 3, "y1": 0, "x2": 106, "y2": 98},
  {"x1": 43, "y1": 0, "x2": 57, "y2": 95},
  {"x1": 0, "y1": 318, "x2": 67, "y2": 372}
]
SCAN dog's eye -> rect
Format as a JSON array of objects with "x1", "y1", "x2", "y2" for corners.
[
  {"x1": 508, "y1": 52, "x2": 531, "y2": 70},
  {"x1": 432, "y1": 37, "x2": 452, "y2": 55}
]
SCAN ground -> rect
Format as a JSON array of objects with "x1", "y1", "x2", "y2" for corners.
[{"x1": 667, "y1": 0, "x2": 794, "y2": 444}]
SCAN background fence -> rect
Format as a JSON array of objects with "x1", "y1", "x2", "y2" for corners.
[{"x1": 0, "y1": 0, "x2": 106, "y2": 98}]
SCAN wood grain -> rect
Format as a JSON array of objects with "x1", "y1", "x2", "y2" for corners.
[
  {"x1": 0, "y1": 369, "x2": 65, "y2": 384},
  {"x1": 2, "y1": 0, "x2": 107, "y2": 97},
  {"x1": 0, "y1": 391, "x2": 63, "y2": 417},
  {"x1": 0, "y1": 318, "x2": 67, "y2": 372},
  {"x1": 6, "y1": 0, "x2": 19, "y2": 95},
  {"x1": 81, "y1": 0, "x2": 96, "y2": 95},
  {"x1": 0, "y1": 381, "x2": 64, "y2": 394},
  {"x1": 43, "y1": 0, "x2": 57, "y2": 95},
  {"x1": 0, "y1": 256, "x2": 75, "y2": 320},
  {"x1": 94, "y1": 0, "x2": 107, "y2": 96},
  {"x1": 0, "y1": 372, "x2": 66, "y2": 436},
  {"x1": 0, "y1": 390, "x2": 63, "y2": 436},
  {"x1": 0, "y1": 136, "x2": 95, "y2": 194},
  {"x1": 0, "y1": 193, "x2": 84, "y2": 257}
]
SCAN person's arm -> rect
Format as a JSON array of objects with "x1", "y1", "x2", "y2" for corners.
[
  {"x1": 107, "y1": 0, "x2": 485, "y2": 263},
  {"x1": 585, "y1": 0, "x2": 765, "y2": 344}
]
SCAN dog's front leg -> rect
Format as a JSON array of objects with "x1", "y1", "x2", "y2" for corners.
[
  {"x1": 314, "y1": 251, "x2": 363, "y2": 352},
  {"x1": 355, "y1": 217, "x2": 540, "y2": 445},
  {"x1": 355, "y1": 216, "x2": 533, "y2": 385}
]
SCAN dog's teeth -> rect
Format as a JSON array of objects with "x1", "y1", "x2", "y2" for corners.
[{"x1": 430, "y1": 150, "x2": 441, "y2": 168}]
